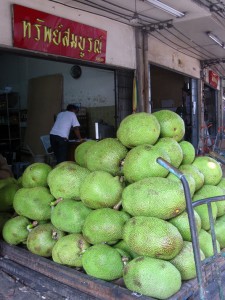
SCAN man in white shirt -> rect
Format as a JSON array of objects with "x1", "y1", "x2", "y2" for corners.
[{"x1": 50, "y1": 104, "x2": 82, "y2": 163}]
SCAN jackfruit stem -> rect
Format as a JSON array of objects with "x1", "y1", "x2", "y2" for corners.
[
  {"x1": 52, "y1": 230, "x2": 58, "y2": 240},
  {"x1": 27, "y1": 221, "x2": 38, "y2": 232},
  {"x1": 119, "y1": 176, "x2": 125, "y2": 183},
  {"x1": 113, "y1": 200, "x2": 122, "y2": 210},
  {"x1": 50, "y1": 197, "x2": 63, "y2": 206},
  {"x1": 122, "y1": 256, "x2": 129, "y2": 265}
]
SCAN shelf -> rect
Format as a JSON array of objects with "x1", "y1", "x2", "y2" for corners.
[{"x1": 0, "y1": 93, "x2": 21, "y2": 163}]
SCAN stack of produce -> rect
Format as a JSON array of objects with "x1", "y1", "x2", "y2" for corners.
[{"x1": 1, "y1": 109, "x2": 225, "y2": 300}]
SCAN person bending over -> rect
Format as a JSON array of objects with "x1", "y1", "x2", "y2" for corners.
[{"x1": 50, "y1": 104, "x2": 82, "y2": 163}]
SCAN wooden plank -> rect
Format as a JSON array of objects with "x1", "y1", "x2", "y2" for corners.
[
  {"x1": 0, "y1": 240, "x2": 151, "y2": 300},
  {"x1": 2, "y1": 239, "x2": 219, "y2": 300},
  {"x1": 0, "y1": 258, "x2": 98, "y2": 300}
]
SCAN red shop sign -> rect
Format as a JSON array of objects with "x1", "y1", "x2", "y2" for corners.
[
  {"x1": 12, "y1": 4, "x2": 107, "y2": 63},
  {"x1": 208, "y1": 70, "x2": 219, "y2": 89}
]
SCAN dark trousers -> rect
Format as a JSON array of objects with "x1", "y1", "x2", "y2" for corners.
[{"x1": 50, "y1": 134, "x2": 68, "y2": 164}]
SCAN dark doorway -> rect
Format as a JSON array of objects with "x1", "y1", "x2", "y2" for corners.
[
  {"x1": 203, "y1": 84, "x2": 218, "y2": 138},
  {"x1": 150, "y1": 64, "x2": 198, "y2": 147}
]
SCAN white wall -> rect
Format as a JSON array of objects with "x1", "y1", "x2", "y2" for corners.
[
  {"x1": 147, "y1": 35, "x2": 201, "y2": 79},
  {"x1": 0, "y1": 0, "x2": 136, "y2": 69},
  {"x1": 0, "y1": 54, "x2": 114, "y2": 109}
]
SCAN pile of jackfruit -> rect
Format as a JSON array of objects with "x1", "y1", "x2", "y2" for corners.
[{"x1": 1, "y1": 109, "x2": 225, "y2": 300}]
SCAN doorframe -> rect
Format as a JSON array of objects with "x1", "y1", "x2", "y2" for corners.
[{"x1": 148, "y1": 63, "x2": 199, "y2": 148}]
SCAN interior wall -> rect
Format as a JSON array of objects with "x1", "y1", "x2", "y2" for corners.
[
  {"x1": 0, "y1": 53, "x2": 115, "y2": 139},
  {"x1": 151, "y1": 65, "x2": 184, "y2": 112},
  {"x1": 0, "y1": 53, "x2": 114, "y2": 108},
  {"x1": 148, "y1": 35, "x2": 201, "y2": 79}
]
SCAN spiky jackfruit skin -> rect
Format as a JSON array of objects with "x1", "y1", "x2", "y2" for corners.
[
  {"x1": 179, "y1": 140, "x2": 195, "y2": 165},
  {"x1": 192, "y1": 184, "x2": 225, "y2": 230},
  {"x1": 82, "y1": 244, "x2": 124, "y2": 281},
  {"x1": 123, "y1": 145, "x2": 171, "y2": 183},
  {"x1": 79, "y1": 170, "x2": 123, "y2": 209},
  {"x1": 167, "y1": 172, "x2": 195, "y2": 197},
  {"x1": 86, "y1": 138, "x2": 128, "y2": 176},
  {"x1": 217, "y1": 177, "x2": 225, "y2": 190},
  {"x1": 214, "y1": 215, "x2": 225, "y2": 248},
  {"x1": 2, "y1": 215, "x2": 30, "y2": 245},
  {"x1": 123, "y1": 216, "x2": 183, "y2": 260},
  {"x1": 179, "y1": 164, "x2": 204, "y2": 192},
  {"x1": 47, "y1": 161, "x2": 90, "y2": 200},
  {"x1": 51, "y1": 199, "x2": 92, "y2": 233},
  {"x1": 13, "y1": 187, "x2": 53, "y2": 221},
  {"x1": 52, "y1": 233, "x2": 90, "y2": 267},
  {"x1": 22, "y1": 163, "x2": 52, "y2": 188},
  {"x1": 169, "y1": 210, "x2": 201, "y2": 241},
  {"x1": 116, "y1": 112, "x2": 160, "y2": 148},
  {"x1": 82, "y1": 208, "x2": 127, "y2": 244},
  {"x1": 170, "y1": 241, "x2": 205, "y2": 280},
  {"x1": 123, "y1": 256, "x2": 182, "y2": 299},
  {"x1": 152, "y1": 110, "x2": 185, "y2": 142},
  {"x1": 198, "y1": 229, "x2": 220, "y2": 258},
  {"x1": 122, "y1": 177, "x2": 186, "y2": 220},
  {"x1": 193, "y1": 184, "x2": 225, "y2": 217},
  {"x1": 75, "y1": 140, "x2": 98, "y2": 167},
  {"x1": 154, "y1": 137, "x2": 183, "y2": 168},
  {"x1": 0, "y1": 212, "x2": 12, "y2": 237},
  {"x1": 192, "y1": 156, "x2": 222, "y2": 186},
  {"x1": 0, "y1": 182, "x2": 19, "y2": 212},
  {"x1": 26, "y1": 223, "x2": 65, "y2": 257}
]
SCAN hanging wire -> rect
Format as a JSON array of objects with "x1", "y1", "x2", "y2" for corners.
[
  {"x1": 171, "y1": 27, "x2": 214, "y2": 59},
  {"x1": 48, "y1": 0, "x2": 225, "y2": 76},
  {"x1": 150, "y1": 29, "x2": 206, "y2": 60},
  {"x1": 48, "y1": 0, "x2": 160, "y2": 24}
]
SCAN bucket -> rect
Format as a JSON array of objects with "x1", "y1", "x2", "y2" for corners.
[{"x1": 34, "y1": 154, "x2": 46, "y2": 163}]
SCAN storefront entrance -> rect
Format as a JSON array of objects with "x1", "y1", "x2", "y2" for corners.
[
  {"x1": 149, "y1": 64, "x2": 198, "y2": 148},
  {"x1": 0, "y1": 50, "x2": 133, "y2": 162},
  {"x1": 203, "y1": 84, "x2": 218, "y2": 138}
]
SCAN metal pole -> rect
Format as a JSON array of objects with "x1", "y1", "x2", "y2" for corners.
[{"x1": 157, "y1": 157, "x2": 206, "y2": 299}]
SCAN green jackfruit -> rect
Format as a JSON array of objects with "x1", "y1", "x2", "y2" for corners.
[
  {"x1": 192, "y1": 156, "x2": 222, "y2": 185},
  {"x1": 21, "y1": 162, "x2": 52, "y2": 188},
  {"x1": 170, "y1": 241, "x2": 205, "y2": 280},
  {"x1": 52, "y1": 233, "x2": 90, "y2": 267},
  {"x1": 169, "y1": 210, "x2": 201, "y2": 241},
  {"x1": 122, "y1": 177, "x2": 186, "y2": 219},
  {"x1": 123, "y1": 256, "x2": 182, "y2": 299},
  {"x1": 51, "y1": 199, "x2": 92, "y2": 233},
  {"x1": 123, "y1": 216, "x2": 183, "y2": 260},
  {"x1": 152, "y1": 110, "x2": 185, "y2": 142},
  {"x1": 82, "y1": 208, "x2": 127, "y2": 244},
  {"x1": 82, "y1": 244, "x2": 124, "y2": 281},
  {"x1": 2, "y1": 215, "x2": 30, "y2": 245},
  {"x1": 154, "y1": 137, "x2": 183, "y2": 168},
  {"x1": 13, "y1": 187, "x2": 53, "y2": 221},
  {"x1": 26, "y1": 223, "x2": 65, "y2": 257},
  {"x1": 116, "y1": 112, "x2": 160, "y2": 148},
  {"x1": 79, "y1": 170, "x2": 123, "y2": 209},
  {"x1": 47, "y1": 161, "x2": 90, "y2": 200},
  {"x1": 86, "y1": 138, "x2": 128, "y2": 176},
  {"x1": 123, "y1": 144, "x2": 171, "y2": 183}
]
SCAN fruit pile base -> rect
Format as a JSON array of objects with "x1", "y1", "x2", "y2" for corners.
[{"x1": 0, "y1": 240, "x2": 225, "y2": 300}]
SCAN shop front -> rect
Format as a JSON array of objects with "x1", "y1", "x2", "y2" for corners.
[
  {"x1": 198, "y1": 68, "x2": 222, "y2": 154},
  {"x1": 144, "y1": 35, "x2": 201, "y2": 150},
  {"x1": 0, "y1": 0, "x2": 136, "y2": 161}
]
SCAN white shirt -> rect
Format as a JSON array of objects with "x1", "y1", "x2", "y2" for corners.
[{"x1": 50, "y1": 111, "x2": 80, "y2": 139}]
